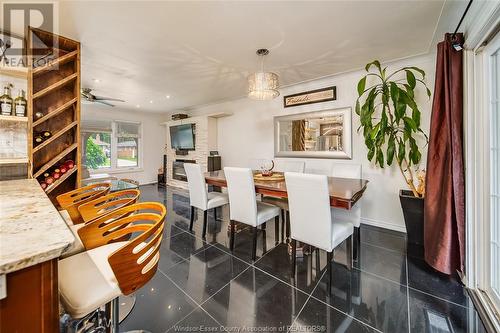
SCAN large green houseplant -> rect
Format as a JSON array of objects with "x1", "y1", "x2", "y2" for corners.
[{"x1": 355, "y1": 60, "x2": 430, "y2": 249}]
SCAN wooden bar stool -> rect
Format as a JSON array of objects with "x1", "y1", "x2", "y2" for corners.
[
  {"x1": 59, "y1": 202, "x2": 166, "y2": 333},
  {"x1": 56, "y1": 183, "x2": 111, "y2": 225},
  {"x1": 78, "y1": 189, "x2": 141, "y2": 223},
  {"x1": 61, "y1": 189, "x2": 141, "y2": 259}
]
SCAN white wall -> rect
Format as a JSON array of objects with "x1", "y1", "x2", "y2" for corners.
[
  {"x1": 81, "y1": 105, "x2": 165, "y2": 185},
  {"x1": 185, "y1": 53, "x2": 436, "y2": 232}
]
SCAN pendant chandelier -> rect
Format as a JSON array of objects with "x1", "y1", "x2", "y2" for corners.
[{"x1": 247, "y1": 49, "x2": 280, "y2": 100}]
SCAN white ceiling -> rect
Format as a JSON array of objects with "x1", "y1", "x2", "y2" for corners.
[{"x1": 58, "y1": 1, "x2": 446, "y2": 113}]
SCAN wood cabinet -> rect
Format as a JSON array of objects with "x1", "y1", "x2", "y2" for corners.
[{"x1": 0, "y1": 260, "x2": 59, "y2": 333}]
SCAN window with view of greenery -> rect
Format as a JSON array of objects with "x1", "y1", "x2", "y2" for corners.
[
  {"x1": 82, "y1": 121, "x2": 141, "y2": 171},
  {"x1": 85, "y1": 133, "x2": 111, "y2": 169}
]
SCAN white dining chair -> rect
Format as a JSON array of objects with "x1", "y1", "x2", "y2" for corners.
[
  {"x1": 262, "y1": 159, "x2": 305, "y2": 242},
  {"x1": 331, "y1": 163, "x2": 362, "y2": 261},
  {"x1": 304, "y1": 160, "x2": 333, "y2": 176},
  {"x1": 185, "y1": 163, "x2": 229, "y2": 238},
  {"x1": 285, "y1": 172, "x2": 354, "y2": 294},
  {"x1": 273, "y1": 159, "x2": 305, "y2": 173},
  {"x1": 224, "y1": 167, "x2": 281, "y2": 261}
]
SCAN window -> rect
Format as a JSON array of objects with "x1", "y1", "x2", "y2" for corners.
[
  {"x1": 82, "y1": 120, "x2": 141, "y2": 171},
  {"x1": 116, "y1": 122, "x2": 140, "y2": 168}
]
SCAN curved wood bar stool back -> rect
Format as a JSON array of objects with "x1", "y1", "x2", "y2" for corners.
[
  {"x1": 56, "y1": 183, "x2": 111, "y2": 224},
  {"x1": 60, "y1": 189, "x2": 141, "y2": 259},
  {"x1": 78, "y1": 202, "x2": 166, "y2": 251},
  {"x1": 78, "y1": 202, "x2": 166, "y2": 294},
  {"x1": 77, "y1": 189, "x2": 141, "y2": 223},
  {"x1": 110, "y1": 204, "x2": 166, "y2": 295}
]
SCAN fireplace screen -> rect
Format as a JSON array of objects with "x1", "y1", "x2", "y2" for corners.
[{"x1": 172, "y1": 160, "x2": 195, "y2": 181}]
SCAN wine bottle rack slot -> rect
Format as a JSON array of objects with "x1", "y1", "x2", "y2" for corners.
[
  {"x1": 32, "y1": 97, "x2": 77, "y2": 126},
  {"x1": 33, "y1": 143, "x2": 78, "y2": 178},
  {"x1": 32, "y1": 73, "x2": 78, "y2": 100},
  {"x1": 33, "y1": 121, "x2": 77, "y2": 153},
  {"x1": 32, "y1": 50, "x2": 78, "y2": 76}
]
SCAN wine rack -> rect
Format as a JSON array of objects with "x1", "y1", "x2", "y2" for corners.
[{"x1": 27, "y1": 27, "x2": 81, "y2": 203}]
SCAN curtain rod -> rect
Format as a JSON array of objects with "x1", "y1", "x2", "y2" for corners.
[{"x1": 452, "y1": 0, "x2": 474, "y2": 39}]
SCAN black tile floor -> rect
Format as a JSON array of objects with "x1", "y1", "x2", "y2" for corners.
[{"x1": 120, "y1": 185, "x2": 487, "y2": 333}]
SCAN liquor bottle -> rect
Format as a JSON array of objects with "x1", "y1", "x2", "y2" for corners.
[
  {"x1": 42, "y1": 130, "x2": 52, "y2": 139},
  {"x1": 0, "y1": 84, "x2": 13, "y2": 116},
  {"x1": 14, "y1": 89, "x2": 27, "y2": 117}
]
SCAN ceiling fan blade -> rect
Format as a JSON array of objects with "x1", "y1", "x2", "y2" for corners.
[
  {"x1": 95, "y1": 100, "x2": 116, "y2": 107},
  {"x1": 81, "y1": 92, "x2": 93, "y2": 100},
  {"x1": 93, "y1": 95, "x2": 125, "y2": 102}
]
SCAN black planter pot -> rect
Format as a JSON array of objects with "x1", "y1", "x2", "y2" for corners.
[{"x1": 399, "y1": 190, "x2": 424, "y2": 258}]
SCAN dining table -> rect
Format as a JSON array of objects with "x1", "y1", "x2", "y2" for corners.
[
  {"x1": 81, "y1": 178, "x2": 139, "y2": 192},
  {"x1": 204, "y1": 170, "x2": 369, "y2": 210}
]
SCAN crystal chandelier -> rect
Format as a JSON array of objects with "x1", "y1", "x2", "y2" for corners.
[{"x1": 247, "y1": 49, "x2": 280, "y2": 100}]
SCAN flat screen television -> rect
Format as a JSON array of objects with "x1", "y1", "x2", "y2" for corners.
[{"x1": 170, "y1": 124, "x2": 195, "y2": 150}]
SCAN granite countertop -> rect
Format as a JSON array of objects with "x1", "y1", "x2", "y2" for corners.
[{"x1": 0, "y1": 179, "x2": 75, "y2": 274}]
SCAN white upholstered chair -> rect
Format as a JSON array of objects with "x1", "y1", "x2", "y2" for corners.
[
  {"x1": 262, "y1": 159, "x2": 305, "y2": 242},
  {"x1": 285, "y1": 172, "x2": 354, "y2": 293},
  {"x1": 185, "y1": 163, "x2": 229, "y2": 238},
  {"x1": 331, "y1": 163, "x2": 362, "y2": 261},
  {"x1": 304, "y1": 160, "x2": 333, "y2": 176},
  {"x1": 224, "y1": 167, "x2": 280, "y2": 260},
  {"x1": 273, "y1": 159, "x2": 305, "y2": 173}
]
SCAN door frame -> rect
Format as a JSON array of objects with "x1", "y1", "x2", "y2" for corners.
[{"x1": 464, "y1": 2, "x2": 500, "y2": 330}]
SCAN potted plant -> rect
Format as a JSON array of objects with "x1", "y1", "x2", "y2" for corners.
[{"x1": 355, "y1": 60, "x2": 430, "y2": 251}]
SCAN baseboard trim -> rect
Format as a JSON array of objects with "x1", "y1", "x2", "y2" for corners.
[
  {"x1": 139, "y1": 181, "x2": 158, "y2": 186},
  {"x1": 361, "y1": 217, "x2": 407, "y2": 234}
]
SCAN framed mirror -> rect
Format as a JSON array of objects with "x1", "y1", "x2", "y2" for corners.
[{"x1": 274, "y1": 107, "x2": 352, "y2": 159}]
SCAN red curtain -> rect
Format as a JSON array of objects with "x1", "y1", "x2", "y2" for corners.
[{"x1": 424, "y1": 33, "x2": 465, "y2": 275}]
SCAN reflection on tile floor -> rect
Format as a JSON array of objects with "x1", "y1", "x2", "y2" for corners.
[{"x1": 120, "y1": 185, "x2": 487, "y2": 333}]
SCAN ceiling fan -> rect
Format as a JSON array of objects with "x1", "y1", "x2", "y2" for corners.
[{"x1": 81, "y1": 88, "x2": 125, "y2": 107}]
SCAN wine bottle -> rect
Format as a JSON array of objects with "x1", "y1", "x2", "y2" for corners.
[
  {"x1": 42, "y1": 130, "x2": 52, "y2": 139},
  {"x1": 45, "y1": 176, "x2": 54, "y2": 185},
  {"x1": 14, "y1": 89, "x2": 27, "y2": 117},
  {"x1": 0, "y1": 84, "x2": 13, "y2": 116},
  {"x1": 34, "y1": 134, "x2": 44, "y2": 144},
  {"x1": 34, "y1": 111, "x2": 44, "y2": 120}
]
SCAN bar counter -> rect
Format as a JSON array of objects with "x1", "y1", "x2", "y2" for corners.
[{"x1": 0, "y1": 179, "x2": 74, "y2": 331}]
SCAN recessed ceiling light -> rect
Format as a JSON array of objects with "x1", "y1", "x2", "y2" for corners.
[
  {"x1": 136, "y1": 104, "x2": 140, "y2": 108},
  {"x1": 166, "y1": 95, "x2": 170, "y2": 99},
  {"x1": 93, "y1": 78, "x2": 100, "y2": 83},
  {"x1": 149, "y1": 100, "x2": 154, "y2": 104}
]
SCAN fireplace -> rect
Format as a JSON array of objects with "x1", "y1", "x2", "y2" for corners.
[{"x1": 172, "y1": 159, "x2": 196, "y2": 181}]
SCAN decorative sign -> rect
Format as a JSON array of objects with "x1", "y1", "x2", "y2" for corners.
[{"x1": 283, "y1": 86, "x2": 336, "y2": 108}]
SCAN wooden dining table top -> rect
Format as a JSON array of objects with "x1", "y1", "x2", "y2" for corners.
[{"x1": 204, "y1": 170, "x2": 369, "y2": 210}]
